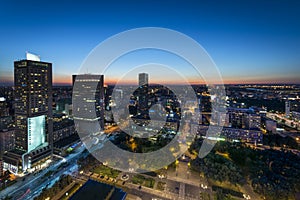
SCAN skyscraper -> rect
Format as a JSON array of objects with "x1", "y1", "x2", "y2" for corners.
[
  {"x1": 3, "y1": 53, "x2": 53, "y2": 173},
  {"x1": 137, "y1": 73, "x2": 149, "y2": 117},
  {"x1": 72, "y1": 74, "x2": 104, "y2": 135},
  {"x1": 285, "y1": 100, "x2": 290, "y2": 118},
  {"x1": 139, "y1": 73, "x2": 148, "y2": 87}
]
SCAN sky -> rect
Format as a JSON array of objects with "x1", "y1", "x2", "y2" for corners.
[{"x1": 0, "y1": 0, "x2": 300, "y2": 85}]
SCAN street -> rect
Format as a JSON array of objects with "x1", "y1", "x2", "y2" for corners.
[{"x1": 0, "y1": 145, "x2": 86, "y2": 200}]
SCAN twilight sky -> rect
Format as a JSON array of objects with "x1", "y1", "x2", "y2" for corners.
[{"x1": 0, "y1": 0, "x2": 300, "y2": 85}]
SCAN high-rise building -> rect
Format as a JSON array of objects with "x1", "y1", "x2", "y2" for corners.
[
  {"x1": 3, "y1": 53, "x2": 53, "y2": 173},
  {"x1": 137, "y1": 73, "x2": 149, "y2": 117},
  {"x1": 285, "y1": 100, "x2": 290, "y2": 118},
  {"x1": 72, "y1": 74, "x2": 104, "y2": 135},
  {"x1": 139, "y1": 73, "x2": 148, "y2": 87}
]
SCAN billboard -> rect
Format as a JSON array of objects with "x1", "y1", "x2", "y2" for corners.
[
  {"x1": 26, "y1": 52, "x2": 40, "y2": 62},
  {"x1": 27, "y1": 115, "x2": 46, "y2": 152}
]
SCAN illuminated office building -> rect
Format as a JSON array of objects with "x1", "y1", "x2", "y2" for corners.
[
  {"x1": 137, "y1": 73, "x2": 149, "y2": 117},
  {"x1": 72, "y1": 74, "x2": 104, "y2": 135},
  {"x1": 285, "y1": 100, "x2": 291, "y2": 117},
  {"x1": 139, "y1": 73, "x2": 148, "y2": 87},
  {"x1": 3, "y1": 53, "x2": 53, "y2": 174}
]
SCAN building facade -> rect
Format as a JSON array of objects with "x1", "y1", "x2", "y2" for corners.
[
  {"x1": 137, "y1": 73, "x2": 149, "y2": 118},
  {"x1": 196, "y1": 124, "x2": 263, "y2": 145},
  {"x1": 0, "y1": 97, "x2": 9, "y2": 117},
  {"x1": 0, "y1": 129, "x2": 15, "y2": 157},
  {"x1": 72, "y1": 74, "x2": 105, "y2": 136},
  {"x1": 3, "y1": 54, "x2": 53, "y2": 173},
  {"x1": 225, "y1": 107, "x2": 261, "y2": 129},
  {"x1": 285, "y1": 101, "x2": 291, "y2": 117}
]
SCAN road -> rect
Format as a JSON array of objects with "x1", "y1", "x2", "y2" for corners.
[
  {"x1": 0, "y1": 144, "x2": 87, "y2": 200},
  {"x1": 23, "y1": 164, "x2": 79, "y2": 200},
  {"x1": 267, "y1": 112, "x2": 300, "y2": 130}
]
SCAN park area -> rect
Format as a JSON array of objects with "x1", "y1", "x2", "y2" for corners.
[
  {"x1": 92, "y1": 165, "x2": 120, "y2": 179},
  {"x1": 131, "y1": 174, "x2": 155, "y2": 188}
]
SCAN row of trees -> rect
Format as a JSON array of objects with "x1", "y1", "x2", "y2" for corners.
[{"x1": 34, "y1": 175, "x2": 73, "y2": 200}]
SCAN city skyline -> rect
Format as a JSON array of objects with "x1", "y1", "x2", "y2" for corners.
[
  {"x1": 1, "y1": 2, "x2": 300, "y2": 200},
  {"x1": 1, "y1": 0, "x2": 300, "y2": 85}
]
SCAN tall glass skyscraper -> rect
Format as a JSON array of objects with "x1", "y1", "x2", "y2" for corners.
[
  {"x1": 3, "y1": 53, "x2": 53, "y2": 173},
  {"x1": 138, "y1": 73, "x2": 149, "y2": 117},
  {"x1": 72, "y1": 74, "x2": 104, "y2": 136}
]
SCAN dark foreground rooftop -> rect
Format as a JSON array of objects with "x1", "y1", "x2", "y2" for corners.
[{"x1": 70, "y1": 179, "x2": 126, "y2": 200}]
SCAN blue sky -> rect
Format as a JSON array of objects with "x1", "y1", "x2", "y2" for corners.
[{"x1": 0, "y1": 0, "x2": 300, "y2": 85}]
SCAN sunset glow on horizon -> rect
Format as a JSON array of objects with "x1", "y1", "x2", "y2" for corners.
[{"x1": 0, "y1": 1, "x2": 299, "y2": 85}]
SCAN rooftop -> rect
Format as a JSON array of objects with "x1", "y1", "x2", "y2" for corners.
[{"x1": 70, "y1": 179, "x2": 126, "y2": 200}]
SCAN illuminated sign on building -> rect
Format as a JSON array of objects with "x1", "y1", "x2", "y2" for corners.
[
  {"x1": 27, "y1": 115, "x2": 46, "y2": 152},
  {"x1": 26, "y1": 52, "x2": 40, "y2": 62},
  {"x1": 3, "y1": 162, "x2": 18, "y2": 174}
]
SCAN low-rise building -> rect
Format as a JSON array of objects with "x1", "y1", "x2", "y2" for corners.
[
  {"x1": 266, "y1": 119, "x2": 277, "y2": 133},
  {"x1": 196, "y1": 125, "x2": 263, "y2": 144}
]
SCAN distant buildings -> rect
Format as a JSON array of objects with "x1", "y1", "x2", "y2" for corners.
[
  {"x1": 0, "y1": 97, "x2": 9, "y2": 117},
  {"x1": 0, "y1": 97, "x2": 13, "y2": 130},
  {"x1": 221, "y1": 127, "x2": 262, "y2": 144},
  {"x1": 138, "y1": 72, "x2": 148, "y2": 87},
  {"x1": 0, "y1": 129, "x2": 15, "y2": 157},
  {"x1": 194, "y1": 106, "x2": 264, "y2": 144},
  {"x1": 292, "y1": 111, "x2": 300, "y2": 121},
  {"x1": 3, "y1": 53, "x2": 53, "y2": 174},
  {"x1": 224, "y1": 107, "x2": 263, "y2": 144},
  {"x1": 197, "y1": 125, "x2": 263, "y2": 145},
  {"x1": 225, "y1": 107, "x2": 261, "y2": 129},
  {"x1": 265, "y1": 119, "x2": 277, "y2": 133},
  {"x1": 55, "y1": 98, "x2": 72, "y2": 115}
]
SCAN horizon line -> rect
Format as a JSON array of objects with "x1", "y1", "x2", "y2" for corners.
[{"x1": 1, "y1": 81, "x2": 300, "y2": 87}]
